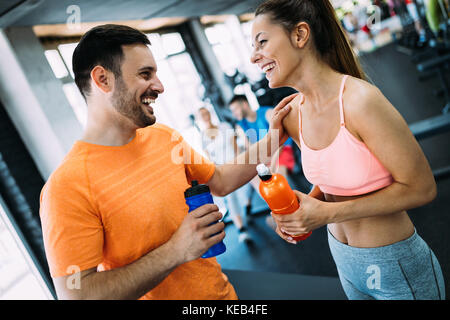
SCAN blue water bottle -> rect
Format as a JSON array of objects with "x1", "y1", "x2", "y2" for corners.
[{"x1": 184, "y1": 180, "x2": 226, "y2": 258}]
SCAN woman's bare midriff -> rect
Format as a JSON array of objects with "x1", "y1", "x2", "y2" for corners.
[{"x1": 325, "y1": 192, "x2": 415, "y2": 248}]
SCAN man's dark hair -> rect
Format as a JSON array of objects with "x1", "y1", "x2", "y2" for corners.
[
  {"x1": 73, "y1": 24, "x2": 150, "y2": 99},
  {"x1": 228, "y1": 94, "x2": 248, "y2": 106}
]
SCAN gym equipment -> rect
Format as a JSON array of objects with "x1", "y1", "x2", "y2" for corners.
[
  {"x1": 409, "y1": 111, "x2": 450, "y2": 139},
  {"x1": 409, "y1": 112, "x2": 450, "y2": 179},
  {"x1": 222, "y1": 269, "x2": 347, "y2": 300},
  {"x1": 409, "y1": 52, "x2": 450, "y2": 180},
  {"x1": 409, "y1": 49, "x2": 450, "y2": 179},
  {"x1": 416, "y1": 52, "x2": 450, "y2": 113},
  {"x1": 399, "y1": 0, "x2": 450, "y2": 179},
  {"x1": 425, "y1": 0, "x2": 443, "y2": 33}
]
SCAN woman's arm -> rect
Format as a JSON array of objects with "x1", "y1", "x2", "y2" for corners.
[
  {"x1": 328, "y1": 83, "x2": 436, "y2": 223},
  {"x1": 208, "y1": 94, "x2": 297, "y2": 197},
  {"x1": 273, "y1": 82, "x2": 436, "y2": 236}
]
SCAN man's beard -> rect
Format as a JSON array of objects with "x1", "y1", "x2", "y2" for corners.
[{"x1": 111, "y1": 76, "x2": 155, "y2": 128}]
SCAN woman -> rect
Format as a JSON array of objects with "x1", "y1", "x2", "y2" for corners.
[{"x1": 251, "y1": 0, "x2": 445, "y2": 299}]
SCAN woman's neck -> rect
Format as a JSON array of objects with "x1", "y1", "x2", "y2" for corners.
[{"x1": 289, "y1": 55, "x2": 343, "y2": 113}]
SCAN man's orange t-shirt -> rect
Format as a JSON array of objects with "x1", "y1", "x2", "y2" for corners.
[{"x1": 39, "y1": 123, "x2": 237, "y2": 300}]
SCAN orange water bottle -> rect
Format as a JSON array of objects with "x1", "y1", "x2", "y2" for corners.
[{"x1": 257, "y1": 163, "x2": 311, "y2": 241}]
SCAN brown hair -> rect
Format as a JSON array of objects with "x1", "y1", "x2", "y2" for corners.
[
  {"x1": 73, "y1": 24, "x2": 150, "y2": 99},
  {"x1": 255, "y1": 0, "x2": 366, "y2": 80}
]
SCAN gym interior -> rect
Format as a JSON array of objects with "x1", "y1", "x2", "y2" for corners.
[{"x1": 0, "y1": 0, "x2": 449, "y2": 300}]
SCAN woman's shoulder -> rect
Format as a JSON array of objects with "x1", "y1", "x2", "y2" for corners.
[
  {"x1": 343, "y1": 75, "x2": 399, "y2": 141},
  {"x1": 344, "y1": 75, "x2": 384, "y2": 117}
]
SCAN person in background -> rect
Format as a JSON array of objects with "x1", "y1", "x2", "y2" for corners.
[
  {"x1": 228, "y1": 94, "x2": 296, "y2": 229},
  {"x1": 197, "y1": 106, "x2": 252, "y2": 243},
  {"x1": 354, "y1": 0, "x2": 379, "y2": 51},
  {"x1": 405, "y1": 0, "x2": 427, "y2": 43},
  {"x1": 342, "y1": 10, "x2": 361, "y2": 53}
]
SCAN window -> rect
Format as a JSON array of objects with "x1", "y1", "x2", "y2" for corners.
[
  {"x1": 203, "y1": 16, "x2": 263, "y2": 111},
  {"x1": 42, "y1": 30, "x2": 209, "y2": 154},
  {"x1": 57, "y1": 43, "x2": 78, "y2": 78},
  {"x1": 0, "y1": 199, "x2": 54, "y2": 299},
  {"x1": 204, "y1": 16, "x2": 261, "y2": 82},
  {"x1": 44, "y1": 50, "x2": 68, "y2": 79},
  {"x1": 62, "y1": 82, "x2": 87, "y2": 127},
  {"x1": 145, "y1": 32, "x2": 207, "y2": 154},
  {"x1": 44, "y1": 42, "x2": 87, "y2": 127}
]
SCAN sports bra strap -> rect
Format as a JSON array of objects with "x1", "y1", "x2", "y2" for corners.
[
  {"x1": 339, "y1": 75, "x2": 349, "y2": 126},
  {"x1": 298, "y1": 93, "x2": 305, "y2": 139},
  {"x1": 299, "y1": 93, "x2": 305, "y2": 105}
]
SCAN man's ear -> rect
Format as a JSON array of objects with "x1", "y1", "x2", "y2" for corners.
[
  {"x1": 291, "y1": 22, "x2": 310, "y2": 49},
  {"x1": 90, "y1": 66, "x2": 114, "y2": 94}
]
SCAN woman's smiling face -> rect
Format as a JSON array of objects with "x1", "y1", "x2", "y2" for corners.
[{"x1": 250, "y1": 13, "x2": 306, "y2": 88}]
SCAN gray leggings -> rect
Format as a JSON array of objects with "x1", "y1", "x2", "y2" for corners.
[{"x1": 327, "y1": 228, "x2": 445, "y2": 300}]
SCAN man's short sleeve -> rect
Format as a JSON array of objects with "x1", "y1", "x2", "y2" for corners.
[
  {"x1": 154, "y1": 123, "x2": 216, "y2": 185},
  {"x1": 39, "y1": 163, "x2": 104, "y2": 278},
  {"x1": 182, "y1": 138, "x2": 216, "y2": 184}
]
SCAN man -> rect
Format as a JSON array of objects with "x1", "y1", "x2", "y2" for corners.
[{"x1": 39, "y1": 24, "x2": 294, "y2": 300}]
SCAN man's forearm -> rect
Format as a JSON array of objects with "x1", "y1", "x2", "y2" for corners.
[{"x1": 78, "y1": 240, "x2": 180, "y2": 300}]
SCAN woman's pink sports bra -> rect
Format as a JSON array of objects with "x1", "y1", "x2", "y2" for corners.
[{"x1": 299, "y1": 75, "x2": 393, "y2": 196}]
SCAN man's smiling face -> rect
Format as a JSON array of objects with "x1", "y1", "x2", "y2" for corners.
[{"x1": 110, "y1": 44, "x2": 164, "y2": 128}]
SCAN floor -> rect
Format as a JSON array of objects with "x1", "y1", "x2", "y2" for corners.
[{"x1": 217, "y1": 41, "x2": 450, "y2": 300}]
